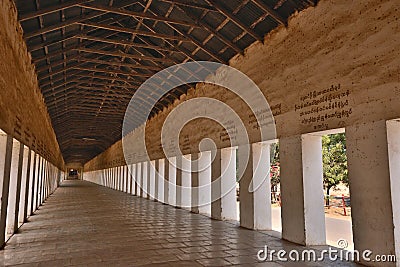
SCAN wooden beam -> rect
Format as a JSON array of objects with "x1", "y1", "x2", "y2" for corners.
[
  {"x1": 24, "y1": 11, "x2": 101, "y2": 39},
  {"x1": 78, "y1": 21, "x2": 188, "y2": 42},
  {"x1": 36, "y1": 53, "x2": 81, "y2": 73},
  {"x1": 19, "y1": 0, "x2": 93, "y2": 21},
  {"x1": 38, "y1": 62, "x2": 83, "y2": 81},
  {"x1": 77, "y1": 57, "x2": 161, "y2": 71},
  {"x1": 78, "y1": 47, "x2": 176, "y2": 63},
  {"x1": 158, "y1": 0, "x2": 217, "y2": 11},
  {"x1": 77, "y1": 3, "x2": 199, "y2": 28},
  {"x1": 251, "y1": 0, "x2": 286, "y2": 25},
  {"x1": 174, "y1": 5, "x2": 242, "y2": 55},
  {"x1": 77, "y1": 34, "x2": 178, "y2": 53},
  {"x1": 73, "y1": 73, "x2": 141, "y2": 85},
  {"x1": 204, "y1": 0, "x2": 263, "y2": 42},
  {"x1": 73, "y1": 66, "x2": 152, "y2": 78}
]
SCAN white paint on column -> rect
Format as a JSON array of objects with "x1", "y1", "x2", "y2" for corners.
[
  {"x1": 158, "y1": 159, "x2": 165, "y2": 203},
  {"x1": 27, "y1": 150, "x2": 35, "y2": 216},
  {"x1": 149, "y1": 160, "x2": 156, "y2": 200},
  {"x1": 347, "y1": 120, "x2": 395, "y2": 267},
  {"x1": 221, "y1": 147, "x2": 237, "y2": 221},
  {"x1": 131, "y1": 164, "x2": 136, "y2": 195},
  {"x1": 168, "y1": 157, "x2": 176, "y2": 206},
  {"x1": 142, "y1": 162, "x2": 149, "y2": 198},
  {"x1": 198, "y1": 151, "x2": 211, "y2": 216},
  {"x1": 6, "y1": 140, "x2": 21, "y2": 237},
  {"x1": 138, "y1": 162, "x2": 143, "y2": 197},
  {"x1": 181, "y1": 154, "x2": 191, "y2": 209},
  {"x1": 252, "y1": 142, "x2": 272, "y2": 230},
  {"x1": 18, "y1": 147, "x2": 30, "y2": 227},
  {"x1": 302, "y1": 134, "x2": 326, "y2": 245},
  {"x1": 386, "y1": 120, "x2": 400, "y2": 264}
]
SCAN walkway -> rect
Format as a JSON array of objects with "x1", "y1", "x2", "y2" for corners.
[{"x1": 0, "y1": 180, "x2": 359, "y2": 266}]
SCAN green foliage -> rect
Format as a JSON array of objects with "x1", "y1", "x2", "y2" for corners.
[
  {"x1": 270, "y1": 143, "x2": 280, "y2": 187},
  {"x1": 322, "y1": 133, "x2": 348, "y2": 198}
]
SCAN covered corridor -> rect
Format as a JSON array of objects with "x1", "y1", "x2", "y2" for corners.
[
  {"x1": 0, "y1": 0, "x2": 399, "y2": 266},
  {"x1": 0, "y1": 180, "x2": 357, "y2": 266}
]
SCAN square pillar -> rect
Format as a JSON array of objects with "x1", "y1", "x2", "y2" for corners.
[
  {"x1": 191, "y1": 153, "x2": 200, "y2": 214},
  {"x1": 27, "y1": 150, "x2": 35, "y2": 216},
  {"x1": 387, "y1": 120, "x2": 400, "y2": 264},
  {"x1": 29, "y1": 153, "x2": 37, "y2": 215},
  {"x1": 0, "y1": 134, "x2": 13, "y2": 247},
  {"x1": 302, "y1": 134, "x2": 326, "y2": 245},
  {"x1": 347, "y1": 120, "x2": 396, "y2": 266},
  {"x1": 137, "y1": 162, "x2": 142, "y2": 197},
  {"x1": 125, "y1": 165, "x2": 130, "y2": 194},
  {"x1": 198, "y1": 151, "x2": 212, "y2": 215},
  {"x1": 154, "y1": 160, "x2": 159, "y2": 201},
  {"x1": 211, "y1": 147, "x2": 237, "y2": 221},
  {"x1": 164, "y1": 158, "x2": 169, "y2": 204},
  {"x1": 168, "y1": 157, "x2": 176, "y2": 206},
  {"x1": 7, "y1": 141, "x2": 24, "y2": 236},
  {"x1": 280, "y1": 134, "x2": 326, "y2": 245},
  {"x1": 176, "y1": 155, "x2": 191, "y2": 209},
  {"x1": 221, "y1": 147, "x2": 237, "y2": 221},
  {"x1": 19, "y1": 147, "x2": 31, "y2": 225},
  {"x1": 130, "y1": 164, "x2": 136, "y2": 195},
  {"x1": 142, "y1": 161, "x2": 148, "y2": 198},
  {"x1": 176, "y1": 156, "x2": 182, "y2": 208},
  {"x1": 211, "y1": 149, "x2": 222, "y2": 220},
  {"x1": 157, "y1": 159, "x2": 165, "y2": 203},
  {"x1": 119, "y1": 166, "x2": 123, "y2": 191},
  {"x1": 149, "y1": 160, "x2": 156, "y2": 200},
  {"x1": 181, "y1": 154, "x2": 191, "y2": 209}
]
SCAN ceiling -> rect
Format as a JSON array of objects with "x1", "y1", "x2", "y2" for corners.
[{"x1": 14, "y1": 0, "x2": 316, "y2": 164}]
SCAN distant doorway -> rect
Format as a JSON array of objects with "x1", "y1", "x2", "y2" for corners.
[{"x1": 68, "y1": 169, "x2": 78, "y2": 180}]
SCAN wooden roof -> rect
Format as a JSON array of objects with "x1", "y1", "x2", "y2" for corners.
[{"x1": 15, "y1": 0, "x2": 316, "y2": 164}]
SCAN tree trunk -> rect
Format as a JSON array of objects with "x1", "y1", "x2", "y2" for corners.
[{"x1": 326, "y1": 186, "x2": 331, "y2": 206}]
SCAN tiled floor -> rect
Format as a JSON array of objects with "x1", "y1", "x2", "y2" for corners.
[{"x1": 0, "y1": 180, "x2": 360, "y2": 266}]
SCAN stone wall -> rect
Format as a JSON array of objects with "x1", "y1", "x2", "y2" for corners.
[
  {"x1": 0, "y1": 0, "x2": 64, "y2": 168},
  {"x1": 85, "y1": 0, "x2": 400, "y2": 171}
]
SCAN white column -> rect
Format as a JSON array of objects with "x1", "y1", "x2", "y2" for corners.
[
  {"x1": 212, "y1": 148, "x2": 237, "y2": 221},
  {"x1": 27, "y1": 150, "x2": 35, "y2": 216},
  {"x1": 181, "y1": 154, "x2": 191, "y2": 209},
  {"x1": 347, "y1": 120, "x2": 396, "y2": 266},
  {"x1": 142, "y1": 161, "x2": 148, "y2": 198},
  {"x1": 121, "y1": 166, "x2": 126, "y2": 192},
  {"x1": 302, "y1": 134, "x2": 326, "y2": 245},
  {"x1": 6, "y1": 141, "x2": 23, "y2": 236},
  {"x1": 126, "y1": 165, "x2": 130, "y2": 194},
  {"x1": 198, "y1": 151, "x2": 211, "y2": 215},
  {"x1": 176, "y1": 156, "x2": 182, "y2": 207},
  {"x1": 154, "y1": 160, "x2": 159, "y2": 201},
  {"x1": 131, "y1": 164, "x2": 136, "y2": 195},
  {"x1": 0, "y1": 134, "x2": 12, "y2": 246},
  {"x1": 387, "y1": 120, "x2": 400, "y2": 264},
  {"x1": 164, "y1": 159, "x2": 169, "y2": 204},
  {"x1": 211, "y1": 149, "x2": 222, "y2": 220},
  {"x1": 18, "y1": 147, "x2": 30, "y2": 226},
  {"x1": 221, "y1": 147, "x2": 237, "y2": 222},
  {"x1": 137, "y1": 163, "x2": 142, "y2": 197},
  {"x1": 157, "y1": 159, "x2": 165, "y2": 203},
  {"x1": 168, "y1": 157, "x2": 176, "y2": 206},
  {"x1": 149, "y1": 160, "x2": 156, "y2": 200},
  {"x1": 280, "y1": 136, "x2": 305, "y2": 245},
  {"x1": 191, "y1": 153, "x2": 199, "y2": 214}
]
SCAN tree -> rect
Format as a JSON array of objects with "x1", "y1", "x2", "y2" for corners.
[
  {"x1": 322, "y1": 133, "x2": 348, "y2": 206},
  {"x1": 270, "y1": 143, "x2": 280, "y2": 188}
]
